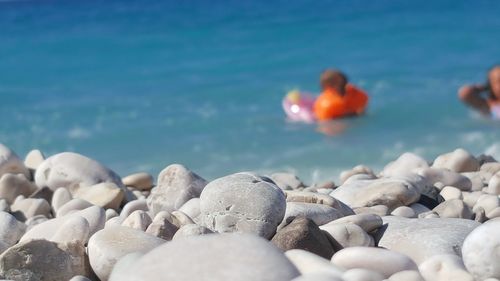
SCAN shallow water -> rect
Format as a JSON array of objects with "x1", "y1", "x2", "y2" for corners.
[{"x1": 1, "y1": 0, "x2": 499, "y2": 183}]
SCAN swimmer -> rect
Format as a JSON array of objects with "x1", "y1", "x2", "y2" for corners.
[
  {"x1": 458, "y1": 65, "x2": 500, "y2": 118},
  {"x1": 313, "y1": 69, "x2": 369, "y2": 121}
]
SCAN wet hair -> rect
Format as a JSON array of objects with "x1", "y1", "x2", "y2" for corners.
[
  {"x1": 486, "y1": 65, "x2": 500, "y2": 97},
  {"x1": 320, "y1": 69, "x2": 348, "y2": 89}
]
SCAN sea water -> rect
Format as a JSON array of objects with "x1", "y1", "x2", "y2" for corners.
[{"x1": 1, "y1": 0, "x2": 499, "y2": 183}]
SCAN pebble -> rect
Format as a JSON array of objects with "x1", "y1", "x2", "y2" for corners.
[
  {"x1": 433, "y1": 199, "x2": 473, "y2": 219},
  {"x1": 178, "y1": 197, "x2": 201, "y2": 222},
  {"x1": 73, "y1": 182, "x2": 124, "y2": 210},
  {"x1": 10, "y1": 197, "x2": 51, "y2": 221},
  {"x1": 481, "y1": 162, "x2": 500, "y2": 175},
  {"x1": 419, "y1": 254, "x2": 473, "y2": 281},
  {"x1": 382, "y1": 152, "x2": 429, "y2": 178},
  {"x1": 387, "y1": 270, "x2": 425, "y2": 281},
  {"x1": 279, "y1": 202, "x2": 344, "y2": 229},
  {"x1": 145, "y1": 211, "x2": 178, "y2": 240},
  {"x1": 34, "y1": 152, "x2": 123, "y2": 192},
  {"x1": 200, "y1": 172, "x2": 286, "y2": 239},
  {"x1": 171, "y1": 224, "x2": 212, "y2": 240},
  {"x1": 51, "y1": 187, "x2": 72, "y2": 212},
  {"x1": 417, "y1": 167, "x2": 472, "y2": 191},
  {"x1": 472, "y1": 194, "x2": 500, "y2": 214},
  {"x1": 342, "y1": 268, "x2": 385, "y2": 281},
  {"x1": 88, "y1": 226, "x2": 165, "y2": 281},
  {"x1": 23, "y1": 149, "x2": 45, "y2": 171},
  {"x1": 0, "y1": 199, "x2": 8, "y2": 213},
  {"x1": 147, "y1": 164, "x2": 207, "y2": 215},
  {"x1": 340, "y1": 165, "x2": 376, "y2": 184},
  {"x1": 284, "y1": 249, "x2": 344, "y2": 277},
  {"x1": 432, "y1": 148, "x2": 480, "y2": 173},
  {"x1": 408, "y1": 203, "x2": 432, "y2": 216},
  {"x1": 462, "y1": 220, "x2": 500, "y2": 280},
  {"x1": 109, "y1": 233, "x2": 300, "y2": 281},
  {"x1": 487, "y1": 172, "x2": 500, "y2": 195},
  {"x1": 0, "y1": 212, "x2": 26, "y2": 249},
  {"x1": 119, "y1": 199, "x2": 148, "y2": 220},
  {"x1": 391, "y1": 206, "x2": 416, "y2": 218},
  {"x1": 320, "y1": 222, "x2": 374, "y2": 247},
  {"x1": 270, "y1": 172, "x2": 305, "y2": 190},
  {"x1": 122, "y1": 172, "x2": 154, "y2": 190},
  {"x1": 354, "y1": 205, "x2": 389, "y2": 216},
  {"x1": 271, "y1": 217, "x2": 334, "y2": 259},
  {"x1": 0, "y1": 239, "x2": 90, "y2": 280},
  {"x1": 0, "y1": 143, "x2": 30, "y2": 179},
  {"x1": 291, "y1": 273, "x2": 344, "y2": 281},
  {"x1": 439, "y1": 185, "x2": 463, "y2": 200},
  {"x1": 56, "y1": 198, "x2": 94, "y2": 217},
  {"x1": 331, "y1": 246, "x2": 418, "y2": 278},
  {"x1": 105, "y1": 208, "x2": 119, "y2": 220},
  {"x1": 0, "y1": 173, "x2": 37, "y2": 204},
  {"x1": 121, "y1": 210, "x2": 152, "y2": 231}
]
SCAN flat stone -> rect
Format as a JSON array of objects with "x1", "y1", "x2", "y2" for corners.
[
  {"x1": 147, "y1": 164, "x2": 207, "y2": 215},
  {"x1": 387, "y1": 270, "x2": 425, "y2": 281},
  {"x1": 73, "y1": 182, "x2": 124, "y2": 210},
  {"x1": 330, "y1": 178, "x2": 420, "y2": 210},
  {"x1": 279, "y1": 202, "x2": 344, "y2": 229},
  {"x1": 417, "y1": 168, "x2": 472, "y2": 191},
  {"x1": 0, "y1": 212, "x2": 26, "y2": 248},
  {"x1": 408, "y1": 203, "x2": 431, "y2": 216},
  {"x1": 342, "y1": 268, "x2": 385, "y2": 281},
  {"x1": 382, "y1": 152, "x2": 429, "y2": 178},
  {"x1": 24, "y1": 149, "x2": 45, "y2": 171},
  {"x1": 200, "y1": 172, "x2": 286, "y2": 239},
  {"x1": 145, "y1": 211, "x2": 179, "y2": 240},
  {"x1": 374, "y1": 216, "x2": 480, "y2": 264},
  {"x1": 472, "y1": 194, "x2": 500, "y2": 214},
  {"x1": 419, "y1": 254, "x2": 473, "y2": 281},
  {"x1": 109, "y1": 233, "x2": 300, "y2": 281},
  {"x1": 0, "y1": 143, "x2": 30, "y2": 179},
  {"x1": 285, "y1": 249, "x2": 344, "y2": 277},
  {"x1": 271, "y1": 217, "x2": 334, "y2": 259},
  {"x1": 178, "y1": 198, "x2": 200, "y2": 223},
  {"x1": 122, "y1": 172, "x2": 154, "y2": 190},
  {"x1": 270, "y1": 172, "x2": 305, "y2": 190},
  {"x1": 331, "y1": 246, "x2": 418, "y2": 278},
  {"x1": 462, "y1": 171, "x2": 489, "y2": 191},
  {"x1": 462, "y1": 220, "x2": 500, "y2": 280},
  {"x1": 56, "y1": 198, "x2": 93, "y2": 217},
  {"x1": 481, "y1": 162, "x2": 500, "y2": 175},
  {"x1": 320, "y1": 222, "x2": 374, "y2": 248},
  {"x1": 34, "y1": 152, "x2": 123, "y2": 192},
  {"x1": 432, "y1": 148, "x2": 480, "y2": 173},
  {"x1": 0, "y1": 239, "x2": 90, "y2": 281},
  {"x1": 340, "y1": 165, "x2": 375, "y2": 184},
  {"x1": 10, "y1": 197, "x2": 51, "y2": 221},
  {"x1": 324, "y1": 213, "x2": 383, "y2": 233},
  {"x1": 171, "y1": 224, "x2": 212, "y2": 240},
  {"x1": 105, "y1": 209, "x2": 119, "y2": 220},
  {"x1": 88, "y1": 226, "x2": 165, "y2": 281},
  {"x1": 462, "y1": 191, "x2": 484, "y2": 209},
  {"x1": 440, "y1": 186, "x2": 463, "y2": 201},
  {"x1": 51, "y1": 187, "x2": 72, "y2": 212},
  {"x1": 121, "y1": 210, "x2": 152, "y2": 231},
  {"x1": 354, "y1": 205, "x2": 389, "y2": 216},
  {"x1": 284, "y1": 191, "x2": 354, "y2": 216},
  {"x1": 391, "y1": 206, "x2": 416, "y2": 218},
  {"x1": 0, "y1": 173, "x2": 37, "y2": 204},
  {"x1": 433, "y1": 199, "x2": 473, "y2": 219}
]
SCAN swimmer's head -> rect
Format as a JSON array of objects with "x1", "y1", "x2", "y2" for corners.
[
  {"x1": 488, "y1": 65, "x2": 500, "y2": 99},
  {"x1": 320, "y1": 69, "x2": 348, "y2": 95}
]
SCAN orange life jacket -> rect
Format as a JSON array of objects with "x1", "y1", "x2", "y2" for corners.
[{"x1": 313, "y1": 84, "x2": 369, "y2": 121}]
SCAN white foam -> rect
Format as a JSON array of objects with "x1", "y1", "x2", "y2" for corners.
[{"x1": 67, "y1": 127, "x2": 91, "y2": 139}]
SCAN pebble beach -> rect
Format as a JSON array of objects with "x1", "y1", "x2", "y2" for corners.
[{"x1": 0, "y1": 142, "x2": 499, "y2": 281}]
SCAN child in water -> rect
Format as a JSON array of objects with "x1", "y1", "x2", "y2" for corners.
[
  {"x1": 313, "y1": 69, "x2": 369, "y2": 121},
  {"x1": 459, "y1": 65, "x2": 500, "y2": 119}
]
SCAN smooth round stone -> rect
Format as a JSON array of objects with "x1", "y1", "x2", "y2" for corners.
[
  {"x1": 121, "y1": 210, "x2": 152, "y2": 231},
  {"x1": 331, "y1": 247, "x2": 417, "y2": 278},
  {"x1": 0, "y1": 199, "x2": 8, "y2": 213},
  {"x1": 417, "y1": 168, "x2": 472, "y2": 191},
  {"x1": 0, "y1": 173, "x2": 37, "y2": 204},
  {"x1": 178, "y1": 197, "x2": 201, "y2": 222},
  {"x1": 481, "y1": 162, "x2": 500, "y2": 175},
  {"x1": 88, "y1": 226, "x2": 165, "y2": 281},
  {"x1": 462, "y1": 191, "x2": 484, "y2": 209},
  {"x1": 109, "y1": 233, "x2": 300, "y2": 281},
  {"x1": 487, "y1": 207, "x2": 500, "y2": 219},
  {"x1": 382, "y1": 152, "x2": 429, "y2": 178},
  {"x1": 320, "y1": 223, "x2": 374, "y2": 248},
  {"x1": 324, "y1": 213, "x2": 383, "y2": 233},
  {"x1": 122, "y1": 172, "x2": 154, "y2": 190},
  {"x1": 0, "y1": 240, "x2": 90, "y2": 280},
  {"x1": 391, "y1": 206, "x2": 416, "y2": 218},
  {"x1": 408, "y1": 203, "x2": 431, "y2": 216},
  {"x1": 105, "y1": 217, "x2": 122, "y2": 228},
  {"x1": 272, "y1": 217, "x2": 334, "y2": 259},
  {"x1": 417, "y1": 211, "x2": 440, "y2": 219},
  {"x1": 419, "y1": 254, "x2": 473, "y2": 281},
  {"x1": 330, "y1": 178, "x2": 420, "y2": 209},
  {"x1": 440, "y1": 186, "x2": 463, "y2": 201},
  {"x1": 284, "y1": 191, "x2": 336, "y2": 207},
  {"x1": 487, "y1": 172, "x2": 500, "y2": 195},
  {"x1": 375, "y1": 216, "x2": 480, "y2": 264},
  {"x1": 105, "y1": 209, "x2": 119, "y2": 221},
  {"x1": 200, "y1": 172, "x2": 286, "y2": 239},
  {"x1": 34, "y1": 152, "x2": 123, "y2": 192},
  {"x1": 354, "y1": 205, "x2": 389, "y2": 216},
  {"x1": 24, "y1": 149, "x2": 45, "y2": 171},
  {"x1": 50, "y1": 216, "x2": 90, "y2": 244},
  {"x1": 291, "y1": 273, "x2": 344, "y2": 281},
  {"x1": 269, "y1": 172, "x2": 305, "y2": 190},
  {"x1": 51, "y1": 187, "x2": 72, "y2": 212},
  {"x1": 284, "y1": 249, "x2": 344, "y2": 277},
  {"x1": 342, "y1": 268, "x2": 385, "y2": 281},
  {"x1": 462, "y1": 171, "x2": 489, "y2": 191},
  {"x1": 10, "y1": 197, "x2": 51, "y2": 221},
  {"x1": 120, "y1": 199, "x2": 148, "y2": 220},
  {"x1": 472, "y1": 194, "x2": 500, "y2": 214},
  {"x1": 172, "y1": 224, "x2": 212, "y2": 240},
  {"x1": 147, "y1": 164, "x2": 207, "y2": 215},
  {"x1": 433, "y1": 199, "x2": 473, "y2": 219},
  {"x1": 462, "y1": 220, "x2": 500, "y2": 280},
  {"x1": 0, "y1": 212, "x2": 26, "y2": 246},
  {"x1": 56, "y1": 198, "x2": 93, "y2": 217},
  {"x1": 432, "y1": 148, "x2": 480, "y2": 173},
  {"x1": 145, "y1": 211, "x2": 178, "y2": 240},
  {"x1": 21, "y1": 206, "x2": 105, "y2": 243},
  {"x1": 73, "y1": 182, "x2": 124, "y2": 210},
  {"x1": 388, "y1": 270, "x2": 424, "y2": 281},
  {"x1": 340, "y1": 165, "x2": 375, "y2": 184},
  {"x1": 25, "y1": 215, "x2": 49, "y2": 230},
  {"x1": 170, "y1": 210, "x2": 194, "y2": 227},
  {"x1": 0, "y1": 143, "x2": 30, "y2": 179},
  {"x1": 69, "y1": 276, "x2": 92, "y2": 281},
  {"x1": 279, "y1": 202, "x2": 344, "y2": 229}
]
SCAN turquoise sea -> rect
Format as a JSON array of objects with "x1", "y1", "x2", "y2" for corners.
[{"x1": 1, "y1": 0, "x2": 499, "y2": 183}]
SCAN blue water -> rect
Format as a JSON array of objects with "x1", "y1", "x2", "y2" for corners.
[{"x1": 1, "y1": 0, "x2": 500, "y2": 183}]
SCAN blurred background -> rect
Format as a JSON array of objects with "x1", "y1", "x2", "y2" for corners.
[{"x1": 1, "y1": 0, "x2": 499, "y2": 183}]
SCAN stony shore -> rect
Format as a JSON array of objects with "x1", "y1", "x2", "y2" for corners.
[{"x1": 0, "y1": 143, "x2": 499, "y2": 281}]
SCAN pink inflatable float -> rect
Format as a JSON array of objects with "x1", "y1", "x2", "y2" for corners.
[{"x1": 282, "y1": 90, "x2": 316, "y2": 123}]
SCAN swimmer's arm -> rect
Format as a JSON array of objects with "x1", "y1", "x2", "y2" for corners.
[{"x1": 458, "y1": 84, "x2": 490, "y2": 115}]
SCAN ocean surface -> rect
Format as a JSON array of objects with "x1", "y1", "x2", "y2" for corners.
[{"x1": 1, "y1": 0, "x2": 500, "y2": 184}]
